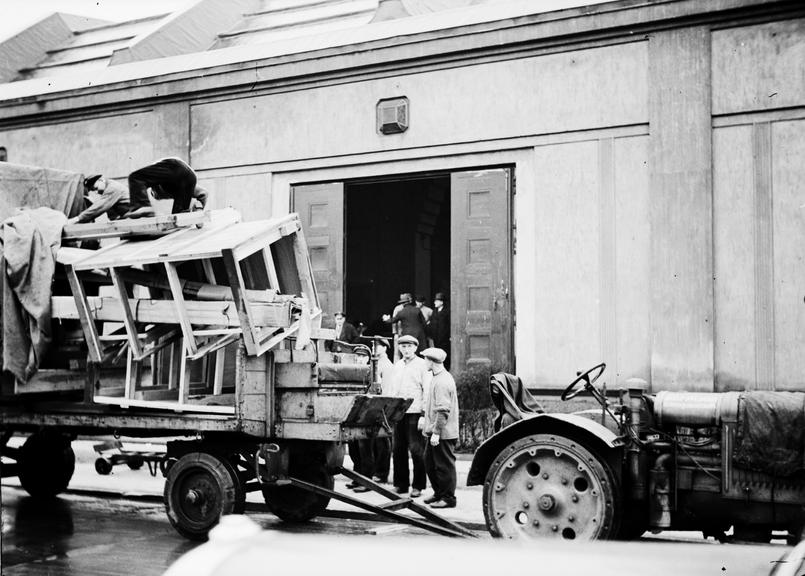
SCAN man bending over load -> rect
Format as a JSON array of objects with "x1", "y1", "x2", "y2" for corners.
[{"x1": 126, "y1": 157, "x2": 209, "y2": 218}]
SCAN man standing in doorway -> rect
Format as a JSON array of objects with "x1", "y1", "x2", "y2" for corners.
[
  {"x1": 330, "y1": 311, "x2": 359, "y2": 353},
  {"x1": 383, "y1": 293, "x2": 428, "y2": 354},
  {"x1": 415, "y1": 294, "x2": 433, "y2": 324},
  {"x1": 428, "y1": 292, "x2": 450, "y2": 369},
  {"x1": 421, "y1": 347, "x2": 459, "y2": 509},
  {"x1": 387, "y1": 334, "x2": 429, "y2": 497}
]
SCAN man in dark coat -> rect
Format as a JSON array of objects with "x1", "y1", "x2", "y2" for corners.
[
  {"x1": 383, "y1": 293, "x2": 427, "y2": 354},
  {"x1": 428, "y1": 292, "x2": 450, "y2": 369},
  {"x1": 330, "y1": 311, "x2": 359, "y2": 353},
  {"x1": 126, "y1": 157, "x2": 208, "y2": 218}
]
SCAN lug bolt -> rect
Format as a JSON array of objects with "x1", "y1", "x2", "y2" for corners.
[
  {"x1": 571, "y1": 495, "x2": 579, "y2": 503},
  {"x1": 533, "y1": 520, "x2": 540, "y2": 527},
  {"x1": 568, "y1": 515, "x2": 575, "y2": 522},
  {"x1": 542, "y1": 473, "x2": 549, "y2": 480},
  {"x1": 526, "y1": 482, "x2": 533, "y2": 490},
  {"x1": 552, "y1": 525, "x2": 559, "y2": 532},
  {"x1": 562, "y1": 479, "x2": 568, "y2": 485},
  {"x1": 523, "y1": 501, "x2": 530, "y2": 509}
]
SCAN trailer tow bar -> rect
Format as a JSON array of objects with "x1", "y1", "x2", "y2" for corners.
[{"x1": 288, "y1": 467, "x2": 476, "y2": 538}]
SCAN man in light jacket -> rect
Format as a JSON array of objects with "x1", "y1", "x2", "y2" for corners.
[
  {"x1": 387, "y1": 334, "x2": 430, "y2": 497},
  {"x1": 420, "y1": 347, "x2": 459, "y2": 508}
]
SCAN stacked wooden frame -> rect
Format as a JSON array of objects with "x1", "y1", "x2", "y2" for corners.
[{"x1": 53, "y1": 210, "x2": 322, "y2": 414}]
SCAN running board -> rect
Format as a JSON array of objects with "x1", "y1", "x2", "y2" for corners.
[{"x1": 288, "y1": 467, "x2": 476, "y2": 538}]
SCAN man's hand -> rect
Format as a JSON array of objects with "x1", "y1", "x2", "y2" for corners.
[
  {"x1": 430, "y1": 433, "x2": 440, "y2": 447},
  {"x1": 67, "y1": 216, "x2": 80, "y2": 225},
  {"x1": 417, "y1": 416, "x2": 425, "y2": 431},
  {"x1": 382, "y1": 314, "x2": 391, "y2": 322}
]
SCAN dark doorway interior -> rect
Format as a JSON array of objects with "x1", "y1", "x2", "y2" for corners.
[{"x1": 344, "y1": 175, "x2": 450, "y2": 338}]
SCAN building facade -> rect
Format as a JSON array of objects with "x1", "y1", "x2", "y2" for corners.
[{"x1": 0, "y1": 0, "x2": 804, "y2": 399}]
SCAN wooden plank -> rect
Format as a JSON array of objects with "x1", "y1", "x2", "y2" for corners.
[
  {"x1": 202, "y1": 259, "x2": 217, "y2": 284},
  {"x1": 62, "y1": 211, "x2": 210, "y2": 241},
  {"x1": 290, "y1": 225, "x2": 319, "y2": 310},
  {"x1": 213, "y1": 349, "x2": 226, "y2": 395},
  {"x1": 109, "y1": 267, "x2": 143, "y2": 359},
  {"x1": 164, "y1": 262, "x2": 198, "y2": 355},
  {"x1": 187, "y1": 333, "x2": 240, "y2": 361},
  {"x1": 52, "y1": 297, "x2": 289, "y2": 327},
  {"x1": 178, "y1": 346, "x2": 190, "y2": 407},
  {"x1": 12, "y1": 369, "x2": 86, "y2": 394},
  {"x1": 65, "y1": 264, "x2": 103, "y2": 362},
  {"x1": 221, "y1": 248, "x2": 258, "y2": 354},
  {"x1": 262, "y1": 248, "x2": 280, "y2": 290},
  {"x1": 91, "y1": 395, "x2": 235, "y2": 415}
]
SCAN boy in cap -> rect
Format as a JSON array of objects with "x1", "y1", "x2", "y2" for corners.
[
  {"x1": 420, "y1": 347, "x2": 459, "y2": 508},
  {"x1": 387, "y1": 334, "x2": 430, "y2": 497},
  {"x1": 68, "y1": 174, "x2": 131, "y2": 224}
]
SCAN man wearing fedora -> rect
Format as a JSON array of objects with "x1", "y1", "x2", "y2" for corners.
[
  {"x1": 67, "y1": 174, "x2": 131, "y2": 224},
  {"x1": 386, "y1": 334, "x2": 430, "y2": 497},
  {"x1": 420, "y1": 347, "x2": 459, "y2": 509},
  {"x1": 383, "y1": 292, "x2": 428, "y2": 354},
  {"x1": 428, "y1": 292, "x2": 450, "y2": 369}
]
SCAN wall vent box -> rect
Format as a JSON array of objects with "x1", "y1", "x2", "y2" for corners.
[{"x1": 377, "y1": 97, "x2": 408, "y2": 134}]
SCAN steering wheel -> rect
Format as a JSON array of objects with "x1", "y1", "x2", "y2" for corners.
[{"x1": 561, "y1": 362, "x2": 606, "y2": 401}]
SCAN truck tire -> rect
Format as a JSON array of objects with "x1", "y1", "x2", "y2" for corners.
[
  {"x1": 18, "y1": 432, "x2": 75, "y2": 498},
  {"x1": 262, "y1": 461, "x2": 333, "y2": 523},
  {"x1": 163, "y1": 452, "x2": 245, "y2": 541},
  {"x1": 483, "y1": 433, "x2": 621, "y2": 540}
]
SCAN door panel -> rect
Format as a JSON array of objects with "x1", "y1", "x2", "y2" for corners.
[
  {"x1": 292, "y1": 182, "x2": 344, "y2": 327},
  {"x1": 451, "y1": 169, "x2": 512, "y2": 377}
]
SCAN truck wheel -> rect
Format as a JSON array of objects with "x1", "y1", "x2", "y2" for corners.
[
  {"x1": 262, "y1": 462, "x2": 333, "y2": 523},
  {"x1": 95, "y1": 457, "x2": 113, "y2": 475},
  {"x1": 164, "y1": 452, "x2": 245, "y2": 541},
  {"x1": 483, "y1": 433, "x2": 621, "y2": 540},
  {"x1": 18, "y1": 432, "x2": 75, "y2": 498}
]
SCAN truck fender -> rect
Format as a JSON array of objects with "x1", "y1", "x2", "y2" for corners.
[{"x1": 467, "y1": 413, "x2": 623, "y2": 486}]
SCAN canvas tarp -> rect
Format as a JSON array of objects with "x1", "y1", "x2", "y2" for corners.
[
  {"x1": 734, "y1": 391, "x2": 805, "y2": 477},
  {"x1": 0, "y1": 161, "x2": 83, "y2": 383}
]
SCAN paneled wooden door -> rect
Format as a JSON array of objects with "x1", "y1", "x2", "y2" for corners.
[
  {"x1": 450, "y1": 169, "x2": 513, "y2": 376},
  {"x1": 292, "y1": 182, "x2": 344, "y2": 327}
]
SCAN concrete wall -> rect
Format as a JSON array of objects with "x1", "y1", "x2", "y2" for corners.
[{"x1": 1, "y1": 6, "x2": 804, "y2": 393}]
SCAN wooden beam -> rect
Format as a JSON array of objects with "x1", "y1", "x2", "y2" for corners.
[
  {"x1": 65, "y1": 264, "x2": 103, "y2": 362},
  {"x1": 109, "y1": 267, "x2": 143, "y2": 359},
  {"x1": 165, "y1": 262, "x2": 198, "y2": 355},
  {"x1": 62, "y1": 211, "x2": 210, "y2": 240},
  {"x1": 221, "y1": 247, "x2": 258, "y2": 354},
  {"x1": 51, "y1": 296, "x2": 290, "y2": 328}
]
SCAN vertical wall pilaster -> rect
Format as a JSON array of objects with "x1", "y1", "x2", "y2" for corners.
[{"x1": 649, "y1": 27, "x2": 714, "y2": 392}]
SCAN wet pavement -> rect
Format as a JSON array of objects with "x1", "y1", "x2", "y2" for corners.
[{"x1": 1, "y1": 486, "x2": 445, "y2": 575}]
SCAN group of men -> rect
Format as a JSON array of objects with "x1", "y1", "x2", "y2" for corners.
[
  {"x1": 337, "y1": 291, "x2": 458, "y2": 509},
  {"x1": 70, "y1": 157, "x2": 208, "y2": 224}
]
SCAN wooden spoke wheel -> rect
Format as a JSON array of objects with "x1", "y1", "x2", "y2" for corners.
[
  {"x1": 483, "y1": 434, "x2": 620, "y2": 541},
  {"x1": 262, "y1": 461, "x2": 333, "y2": 523},
  {"x1": 164, "y1": 452, "x2": 245, "y2": 541},
  {"x1": 18, "y1": 432, "x2": 75, "y2": 498}
]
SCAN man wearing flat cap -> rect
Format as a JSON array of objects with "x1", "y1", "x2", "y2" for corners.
[
  {"x1": 420, "y1": 347, "x2": 459, "y2": 508},
  {"x1": 386, "y1": 333, "x2": 430, "y2": 497},
  {"x1": 68, "y1": 174, "x2": 132, "y2": 224},
  {"x1": 383, "y1": 292, "x2": 427, "y2": 354}
]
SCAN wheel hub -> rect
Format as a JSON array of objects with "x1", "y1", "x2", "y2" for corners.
[
  {"x1": 485, "y1": 435, "x2": 616, "y2": 540},
  {"x1": 537, "y1": 494, "x2": 556, "y2": 512}
]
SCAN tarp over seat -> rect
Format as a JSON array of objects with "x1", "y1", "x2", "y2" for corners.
[
  {"x1": 490, "y1": 372, "x2": 545, "y2": 432},
  {"x1": 734, "y1": 391, "x2": 805, "y2": 477}
]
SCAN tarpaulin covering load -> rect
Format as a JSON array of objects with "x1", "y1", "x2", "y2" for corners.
[
  {"x1": 0, "y1": 162, "x2": 82, "y2": 383},
  {"x1": 0, "y1": 161, "x2": 83, "y2": 220},
  {"x1": 734, "y1": 391, "x2": 805, "y2": 477}
]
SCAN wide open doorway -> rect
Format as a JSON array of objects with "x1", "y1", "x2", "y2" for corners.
[
  {"x1": 293, "y1": 167, "x2": 513, "y2": 377},
  {"x1": 344, "y1": 175, "x2": 451, "y2": 340}
]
